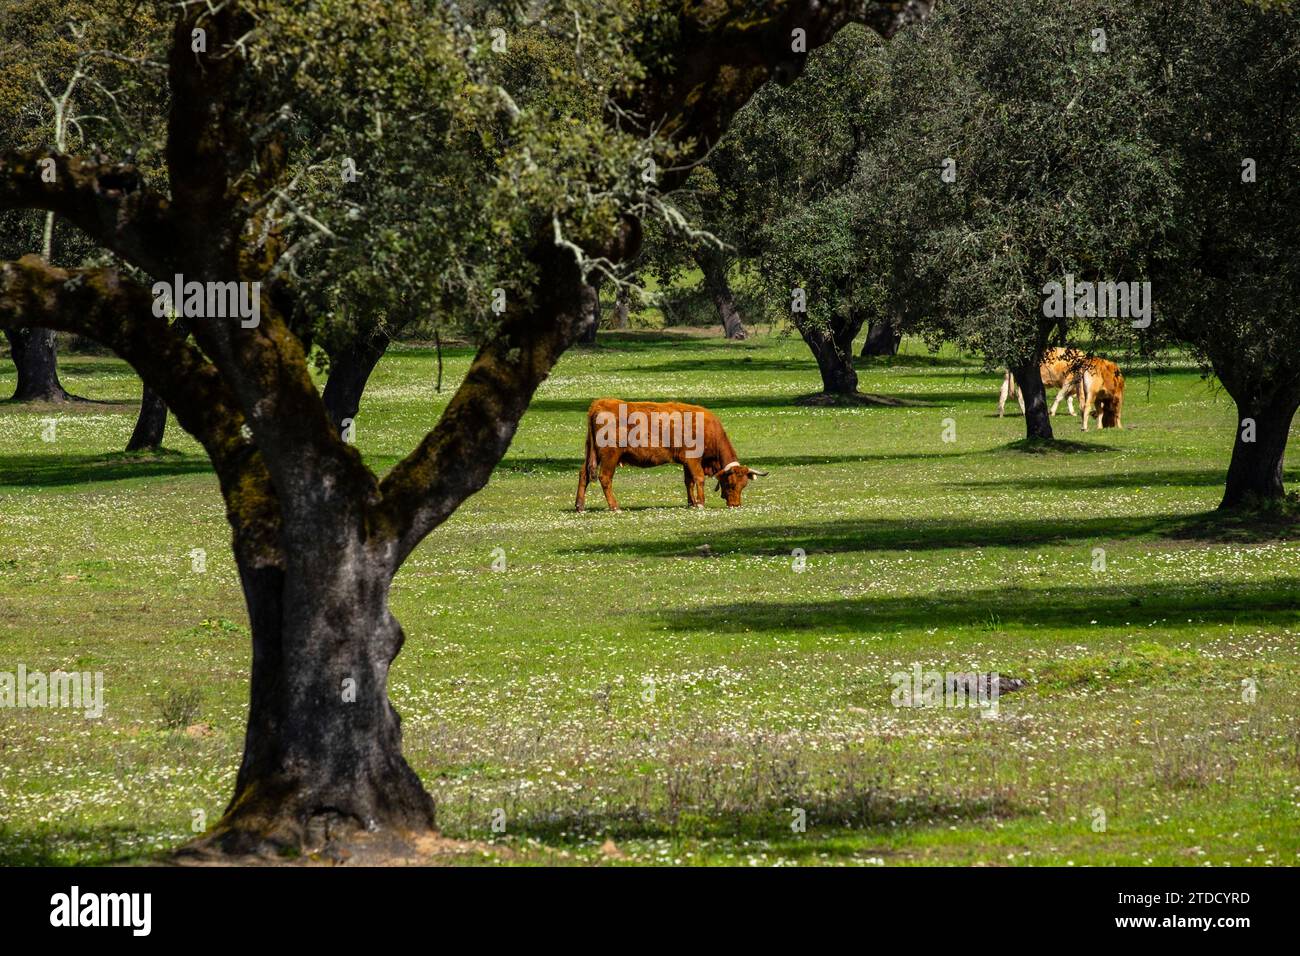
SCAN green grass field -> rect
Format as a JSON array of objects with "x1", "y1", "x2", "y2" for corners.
[{"x1": 2, "y1": 330, "x2": 1299, "y2": 866}]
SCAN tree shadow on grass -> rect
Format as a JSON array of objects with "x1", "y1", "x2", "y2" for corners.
[
  {"x1": 1172, "y1": 494, "x2": 1300, "y2": 543},
  {"x1": 0, "y1": 450, "x2": 212, "y2": 487},
  {"x1": 619, "y1": 356, "x2": 820, "y2": 374},
  {"x1": 998, "y1": 437, "x2": 1118, "y2": 454},
  {"x1": 0, "y1": 822, "x2": 154, "y2": 866},
  {"x1": 653, "y1": 576, "x2": 1300, "y2": 636},
  {"x1": 527, "y1": 392, "x2": 997, "y2": 415},
  {"x1": 857, "y1": 352, "x2": 982, "y2": 369},
  {"x1": 871, "y1": 390, "x2": 1011, "y2": 407},
  {"x1": 793, "y1": 391, "x2": 929, "y2": 407},
  {"x1": 562, "y1": 492, "x2": 1297, "y2": 549},
  {"x1": 568, "y1": 512, "x2": 1181, "y2": 558},
  {"x1": 0, "y1": 395, "x2": 131, "y2": 410},
  {"x1": 948, "y1": 468, "x2": 1236, "y2": 492},
  {"x1": 527, "y1": 395, "x2": 801, "y2": 415},
  {"x1": 475, "y1": 790, "x2": 1022, "y2": 848}
]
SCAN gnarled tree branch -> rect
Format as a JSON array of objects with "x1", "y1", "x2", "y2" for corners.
[
  {"x1": 0, "y1": 254, "x2": 282, "y2": 568},
  {"x1": 0, "y1": 150, "x2": 180, "y2": 277}
]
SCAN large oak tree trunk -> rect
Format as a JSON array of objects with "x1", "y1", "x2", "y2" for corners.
[
  {"x1": 860, "y1": 318, "x2": 901, "y2": 357},
  {"x1": 1011, "y1": 358, "x2": 1054, "y2": 441},
  {"x1": 126, "y1": 383, "x2": 168, "y2": 450},
  {"x1": 5, "y1": 327, "x2": 74, "y2": 402},
  {"x1": 694, "y1": 246, "x2": 747, "y2": 340},
  {"x1": 209, "y1": 542, "x2": 435, "y2": 855},
  {"x1": 800, "y1": 312, "x2": 865, "y2": 395},
  {"x1": 322, "y1": 335, "x2": 389, "y2": 435},
  {"x1": 1221, "y1": 391, "x2": 1299, "y2": 508}
]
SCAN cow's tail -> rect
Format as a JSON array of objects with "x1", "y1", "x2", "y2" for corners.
[
  {"x1": 585, "y1": 414, "x2": 599, "y2": 480},
  {"x1": 576, "y1": 414, "x2": 598, "y2": 507}
]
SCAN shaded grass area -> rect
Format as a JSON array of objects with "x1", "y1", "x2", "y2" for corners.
[
  {"x1": 569, "y1": 512, "x2": 1180, "y2": 556},
  {"x1": 1, "y1": 332, "x2": 1298, "y2": 866},
  {"x1": 651, "y1": 577, "x2": 1300, "y2": 635},
  {"x1": 0, "y1": 449, "x2": 210, "y2": 488}
]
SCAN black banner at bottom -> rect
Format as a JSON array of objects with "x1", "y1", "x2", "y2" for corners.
[{"x1": 0, "y1": 864, "x2": 1283, "y2": 942}]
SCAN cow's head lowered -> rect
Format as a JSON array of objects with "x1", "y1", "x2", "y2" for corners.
[{"x1": 713, "y1": 461, "x2": 768, "y2": 507}]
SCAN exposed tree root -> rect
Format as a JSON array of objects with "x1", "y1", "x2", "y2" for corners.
[{"x1": 173, "y1": 823, "x2": 500, "y2": 867}]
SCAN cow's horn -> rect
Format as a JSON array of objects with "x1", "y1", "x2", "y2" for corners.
[
  {"x1": 749, "y1": 469, "x2": 769, "y2": 477},
  {"x1": 719, "y1": 461, "x2": 741, "y2": 473}
]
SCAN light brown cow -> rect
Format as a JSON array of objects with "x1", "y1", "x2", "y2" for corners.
[
  {"x1": 1077, "y1": 357, "x2": 1125, "y2": 431},
  {"x1": 575, "y1": 399, "x2": 767, "y2": 511},
  {"x1": 998, "y1": 347, "x2": 1082, "y2": 418}
]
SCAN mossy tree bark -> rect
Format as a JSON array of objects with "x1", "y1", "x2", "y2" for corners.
[
  {"x1": 1194, "y1": 343, "x2": 1299, "y2": 509},
  {"x1": 217, "y1": 540, "x2": 434, "y2": 854}
]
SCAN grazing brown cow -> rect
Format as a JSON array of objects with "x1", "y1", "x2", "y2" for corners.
[
  {"x1": 575, "y1": 398, "x2": 767, "y2": 511},
  {"x1": 1077, "y1": 357, "x2": 1125, "y2": 431}
]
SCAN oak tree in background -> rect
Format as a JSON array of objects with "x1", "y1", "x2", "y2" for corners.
[
  {"x1": 1143, "y1": 0, "x2": 1300, "y2": 507},
  {"x1": 698, "y1": 27, "x2": 901, "y2": 399},
  {"x1": 873, "y1": 0, "x2": 1172, "y2": 439},
  {"x1": 640, "y1": 163, "x2": 751, "y2": 341},
  {"x1": 0, "y1": 0, "x2": 168, "y2": 435},
  {"x1": 705, "y1": 0, "x2": 1169, "y2": 413}
]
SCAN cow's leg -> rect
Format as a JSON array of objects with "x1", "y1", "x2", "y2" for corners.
[
  {"x1": 683, "y1": 466, "x2": 696, "y2": 507},
  {"x1": 684, "y1": 460, "x2": 705, "y2": 509},
  {"x1": 997, "y1": 373, "x2": 1012, "y2": 417},
  {"x1": 1080, "y1": 387, "x2": 1094, "y2": 432},
  {"x1": 1052, "y1": 379, "x2": 1079, "y2": 417},
  {"x1": 1049, "y1": 383, "x2": 1068, "y2": 417},
  {"x1": 598, "y1": 462, "x2": 620, "y2": 511}
]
